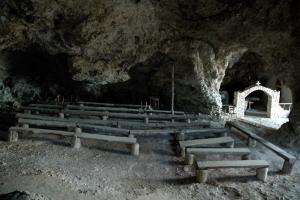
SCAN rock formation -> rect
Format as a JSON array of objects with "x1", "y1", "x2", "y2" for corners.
[{"x1": 0, "y1": 0, "x2": 300, "y2": 142}]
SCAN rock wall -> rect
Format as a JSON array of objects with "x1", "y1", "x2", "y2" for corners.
[{"x1": 0, "y1": 0, "x2": 300, "y2": 137}]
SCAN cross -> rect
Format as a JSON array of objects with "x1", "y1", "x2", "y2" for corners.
[{"x1": 161, "y1": 64, "x2": 184, "y2": 116}]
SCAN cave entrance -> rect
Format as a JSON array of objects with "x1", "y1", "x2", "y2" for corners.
[{"x1": 233, "y1": 83, "x2": 282, "y2": 119}]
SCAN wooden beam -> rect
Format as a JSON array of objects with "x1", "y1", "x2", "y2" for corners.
[
  {"x1": 28, "y1": 104, "x2": 65, "y2": 109},
  {"x1": 130, "y1": 127, "x2": 226, "y2": 135},
  {"x1": 227, "y1": 121, "x2": 296, "y2": 163},
  {"x1": 187, "y1": 148, "x2": 251, "y2": 155},
  {"x1": 76, "y1": 132, "x2": 136, "y2": 144},
  {"x1": 18, "y1": 118, "x2": 76, "y2": 128},
  {"x1": 76, "y1": 123, "x2": 129, "y2": 134},
  {"x1": 197, "y1": 160, "x2": 269, "y2": 169},
  {"x1": 61, "y1": 109, "x2": 197, "y2": 120},
  {"x1": 179, "y1": 137, "x2": 234, "y2": 147},
  {"x1": 20, "y1": 106, "x2": 60, "y2": 113},
  {"x1": 9, "y1": 126, "x2": 75, "y2": 136},
  {"x1": 172, "y1": 64, "x2": 174, "y2": 116}
]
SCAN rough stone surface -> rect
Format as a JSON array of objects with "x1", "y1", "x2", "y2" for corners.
[
  {"x1": 0, "y1": 0, "x2": 300, "y2": 142},
  {"x1": 0, "y1": 190, "x2": 49, "y2": 200}
]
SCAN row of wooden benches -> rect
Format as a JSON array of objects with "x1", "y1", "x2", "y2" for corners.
[
  {"x1": 9, "y1": 103, "x2": 217, "y2": 156},
  {"x1": 175, "y1": 134, "x2": 268, "y2": 182},
  {"x1": 21, "y1": 102, "x2": 194, "y2": 123},
  {"x1": 173, "y1": 121, "x2": 297, "y2": 183}
]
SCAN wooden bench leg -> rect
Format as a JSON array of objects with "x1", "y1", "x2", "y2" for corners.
[
  {"x1": 71, "y1": 137, "x2": 81, "y2": 148},
  {"x1": 144, "y1": 117, "x2": 149, "y2": 123},
  {"x1": 102, "y1": 116, "x2": 108, "y2": 120},
  {"x1": 7, "y1": 131, "x2": 18, "y2": 142},
  {"x1": 196, "y1": 169, "x2": 208, "y2": 183},
  {"x1": 176, "y1": 146, "x2": 186, "y2": 157},
  {"x1": 24, "y1": 110, "x2": 31, "y2": 115},
  {"x1": 248, "y1": 137, "x2": 256, "y2": 147},
  {"x1": 242, "y1": 154, "x2": 251, "y2": 160},
  {"x1": 58, "y1": 113, "x2": 64, "y2": 118},
  {"x1": 184, "y1": 153, "x2": 194, "y2": 165},
  {"x1": 131, "y1": 143, "x2": 139, "y2": 156},
  {"x1": 176, "y1": 132, "x2": 185, "y2": 141},
  {"x1": 282, "y1": 160, "x2": 295, "y2": 174},
  {"x1": 226, "y1": 141, "x2": 234, "y2": 148},
  {"x1": 256, "y1": 167, "x2": 268, "y2": 181},
  {"x1": 219, "y1": 132, "x2": 227, "y2": 137},
  {"x1": 21, "y1": 123, "x2": 29, "y2": 128}
]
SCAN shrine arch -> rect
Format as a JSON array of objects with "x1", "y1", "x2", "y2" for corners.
[{"x1": 233, "y1": 84, "x2": 282, "y2": 119}]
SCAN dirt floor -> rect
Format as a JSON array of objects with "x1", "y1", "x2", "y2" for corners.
[{"x1": 0, "y1": 115, "x2": 299, "y2": 200}]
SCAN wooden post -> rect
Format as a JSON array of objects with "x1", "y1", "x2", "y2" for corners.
[
  {"x1": 242, "y1": 154, "x2": 251, "y2": 160},
  {"x1": 248, "y1": 137, "x2": 256, "y2": 147},
  {"x1": 128, "y1": 134, "x2": 134, "y2": 138},
  {"x1": 176, "y1": 132, "x2": 185, "y2": 141},
  {"x1": 219, "y1": 132, "x2": 227, "y2": 137},
  {"x1": 21, "y1": 123, "x2": 29, "y2": 128},
  {"x1": 102, "y1": 115, "x2": 108, "y2": 120},
  {"x1": 131, "y1": 143, "x2": 139, "y2": 155},
  {"x1": 196, "y1": 169, "x2": 209, "y2": 183},
  {"x1": 256, "y1": 167, "x2": 268, "y2": 181},
  {"x1": 282, "y1": 160, "x2": 295, "y2": 174},
  {"x1": 24, "y1": 110, "x2": 31, "y2": 115},
  {"x1": 184, "y1": 153, "x2": 194, "y2": 165},
  {"x1": 171, "y1": 64, "x2": 174, "y2": 116},
  {"x1": 226, "y1": 141, "x2": 234, "y2": 148},
  {"x1": 144, "y1": 117, "x2": 149, "y2": 123},
  {"x1": 71, "y1": 128, "x2": 82, "y2": 148},
  {"x1": 7, "y1": 131, "x2": 18, "y2": 142},
  {"x1": 58, "y1": 113, "x2": 64, "y2": 118}
]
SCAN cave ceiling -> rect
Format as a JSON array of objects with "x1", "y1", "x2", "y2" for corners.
[{"x1": 0, "y1": 0, "x2": 299, "y2": 114}]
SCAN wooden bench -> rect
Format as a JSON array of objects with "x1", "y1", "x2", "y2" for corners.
[
  {"x1": 61, "y1": 109, "x2": 197, "y2": 122},
  {"x1": 7, "y1": 126, "x2": 139, "y2": 155},
  {"x1": 16, "y1": 113, "x2": 118, "y2": 127},
  {"x1": 184, "y1": 148, "x2": 251, "y2": 165},
  {"x1": 20, "y1": 106, "x2": 61, "y2": 114},
  {"x1": 17, "y1": 118, "x2": 130, "y2": 135},
  {"x1": 196, "y1": 160, "x2": 269, "y2": 183},
  {"x1": 178, "y1": 137, "x2": 235, "y2": 157},
  {"x1": 16, "y1": 113, "x2": 209, "y2": 130},
  {"x1": 179, "y1": 137, "x2": 234, "y2": 148},
  {"x1": 67, "y1": 105, "x2": 185, "y2": 115},
  {"x1": 28, "y1": 104, "x2": 65, "y2": 109},
  {"x1": 227, "y1": 121, "x2": 297, "y2": 174},
  {"x1": 117, "y1": 120, "x2": 210, "y2": 129}
]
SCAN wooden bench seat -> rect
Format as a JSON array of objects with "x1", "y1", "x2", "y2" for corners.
[
  {"x1": 7, "y1": 126, "x2": 139, "y2": 155},
  {"x1": 184, "y1": 148, "x2": 251, "y2": 165},
  {"x1": 16, "y1": 113, "x2": 117, "y2": 126},
  {"x1": 61, "y1": 109, "x2": 197, "y2": 122},
  {"x1": 178, "y1": 137, "x2": 235, "y2": 158},
  {"x1": 67, "y1": 105, "x2": 185, "y2": 115},
  {"x1": 179, "y1": 137, "x2": 234, "y2": 148},
  {"x1": 28, "y1": 104, "x2": 65, "y2": 109},
  {"x1": 131, "y1": 127, "x2": 227, "y2": 135},
  {"x1": 20, "y1": 106, "x2": 61, "y2": 114},
  {"x1": 196, "y1": 160, "x2": 269, "y2": 183},
  {"x1": 227, "y1": 121, "x2": 297, "y2": 174}
]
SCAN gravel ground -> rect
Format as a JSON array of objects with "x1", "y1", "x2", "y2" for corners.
[{"x1": 0, "y1": 117, "x2": 299, "y2": 200}]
